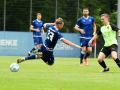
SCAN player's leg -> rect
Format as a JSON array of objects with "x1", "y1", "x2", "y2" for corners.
[
  {"x1": 83, "y1": 39, "x2": 92, "y2": 65},
  {"x1": 17, "y1": 54, "x2": 37, "y2": 63},
  {"x1": 84, "y1": 47, "x2": 92, "y2": 59},
  {"x1": 80, "y1": 38, "x2": 86, "y2": 66},
  {"x1": 41, "y1": 51, "x2": 54, "y2": 66},
  {"x1": 80, "y1": 46, "x2": 86, "y2": 66},
  {"x1": 98, "y1": 47, "x2": 110, "y2": 72},
  {"x1": 110, "y1": 44, "x2": 120, "y2": 67},
  {"x1": 38, "y1": 37, "x2": 43, "y2": 48},
  {"x1": 80, "y1": 38, "x2": 87, "y2": 66},
  {"x1": 47, "y1": 53, "x2": 54, "y2": 65},
  {"x1": 28, "y1": 37, "x2": 40, "y2": 56},
  {"x1": 84, "y1": 47, "x2": 92, "y2": 65},
  {"x1": 28, "y1": 46, "x2": 36, "y2": 56},
  {"x1": 17, "y1": 50, "x2": 43, "y2": 64}
]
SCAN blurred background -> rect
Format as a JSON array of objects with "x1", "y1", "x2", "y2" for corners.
[{"x1": 0, "y1": 0, "x2": 119, "y2": 57}]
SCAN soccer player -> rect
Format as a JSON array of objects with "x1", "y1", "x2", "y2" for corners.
[
  {"x1": 89, "y1": 13, "x2": 120, "y2": 72},
  {"x1": 74, "y1": 8, "x2": 96, "y2": 66},
  {"x1": 17, "y1": 17, "x2": 81, "y2": 65},
  {"x1": 28, "y1": 13, "x2": 44, "y2": 56}
]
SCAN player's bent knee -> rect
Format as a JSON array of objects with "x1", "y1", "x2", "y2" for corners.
[
  {"x1": 97, "y1": 58, "x2": 103, "y2": 62},
  {"x1": 111, "y1": 55, "x2": 117, "y2": 60},
  {"x1": 112, "y1": 57, "x2": 117, "y2": 60}
]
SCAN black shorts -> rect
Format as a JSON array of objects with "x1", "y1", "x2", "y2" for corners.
[{"x1": 100, "y1": 44, "x2": 118, "y2": 57}]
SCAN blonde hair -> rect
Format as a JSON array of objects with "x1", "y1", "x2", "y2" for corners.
[
  {"x1": 55, "y1": 17, "x2": 64, "y2": 24},
  {"x1": 36, "y1": 13, "x2": 41, "y2": 16},
  {"x1": 101, "y1": 13, "x2": 109, "y2": 18}
]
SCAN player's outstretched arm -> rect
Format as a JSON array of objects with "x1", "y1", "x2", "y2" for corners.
[
  {"x1": 89, "y1": 34, "x2": 99, "y2": 46},
  {"x1": 43, "y1": 23, "x2": 55, "y2": 28},
  {"x1": 41, "y1": 27, "x2": 45, "y2": 35},
  {"x1": 61, "y1": 38, "x2": 81, "y2": 49}
]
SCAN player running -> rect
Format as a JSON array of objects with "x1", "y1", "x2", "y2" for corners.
[
  {"x1": 74, "y1": 8, "x2": 96, "y2": 66},
  {"x1": 28, "y1": 13, "x2": 44, "y2": 56},
  {"x1": 17, "y1": 17, "x2": 81, "y2": 65},
  {"x1": 89, "y1": 13, "x2": 120, "y2": 72}
]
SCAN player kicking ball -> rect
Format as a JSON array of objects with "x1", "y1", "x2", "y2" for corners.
[
  {"x1": 17, "y1": 17, "x2": 81, "y2": 65},
  {"x1": 89, "y1": 13, "x2": 120, "y2": 72}
]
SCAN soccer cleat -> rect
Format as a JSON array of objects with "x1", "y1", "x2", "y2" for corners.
[
  {"x1": 32, "y1": 51, "x2": 43, "y2": 58},
  {"x1": 36, "y1": 52, "x2": 43, "y2": 58},
  {"x1": 17, "y1": 58, "x2": 25, "y2": 63},
  {"x1": 84, "y1": 58, "x2": 88, "y2": 65},
  {"x1": 100, "y1": 67, "x2": 109, "y2": 72},
  {"x1": 80, "y1": 63, "x2": 84, "y2": 66}
]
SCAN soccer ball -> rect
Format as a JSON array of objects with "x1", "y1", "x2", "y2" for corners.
[{"x1": 10, "y1": 63, "x2": 19, "y2": 72}]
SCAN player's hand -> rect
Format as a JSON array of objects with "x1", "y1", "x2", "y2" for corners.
[
  {"x1": 35, "y1": 29, "x2": 40, "y2": 32},
  {"x1": 93, "y1": 32, "x2": 96, "y2": 36},
  {"x1": 118, "y1": 33, "x2": 120, "y2": 37},
  {"x1": 42, "y1": 32, "x2": 45, "y2": 35},
  {"x1": 74, "y1": 45, "x2": 81, "y2": 49},
  {"x1": 80, "y1": 29, "x2": 85, "y2": 34},
  {"x1": 88, "y1": 40, "x2": 92, "y2": 46}
]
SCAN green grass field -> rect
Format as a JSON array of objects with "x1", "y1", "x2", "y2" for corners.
[{"x1": 0, "y1": 56, "x2": 120, "y2": 90}]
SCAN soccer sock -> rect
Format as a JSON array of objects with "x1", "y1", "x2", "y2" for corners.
[
  {"x1": 98, "y1": 60, "x2": 107, "y2": 68},
  {"x1": 84, "y1": 52, "x2": 90, "y2": 59},
  {"x1": 30, "y1": 47, "x2": 36, "y2": 53},
  {"x1": 80, "y1": 51, "x2": 85, "y2": 63},
  {"x1": 25, "y1": 55, "x2": 37, "y2": 60},
  {"x1": 114, "y1": 58, "x2": 120, "y2": 68}
]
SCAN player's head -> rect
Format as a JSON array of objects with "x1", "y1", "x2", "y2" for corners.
[
  {"x1": 101, "y1": 13, "x2": 109, "y2": 25},
  {"x1": 36, "y1": 13, "x2": 42, "y2": 20},
  {"x1": 83, "y1": 8, "x2": 89, "y2": 17},
  {"x1": 55, "y1": 17, "x2": 64, "y2": 30}
]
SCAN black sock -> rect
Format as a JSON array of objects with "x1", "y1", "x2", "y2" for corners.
[
  {"x1": 80, "y1": 52, "x2": 85, "y2": 63},
  {"x1": 114, "y1": 58, "x2": 120, "y2": 68},
  {"x1": 98, "y1": 60, "x2": 107, "y2": 68},
  {"x1": 30, "y1": 47, "x2": 36, "y2": 53},
  {"x1": 84, "y1": 52, "x2": 90, "y2": 59}
]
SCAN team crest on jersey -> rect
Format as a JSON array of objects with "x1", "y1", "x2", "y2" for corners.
[
  {"x1": 89, "y1": 19, "x2": 91, "y2": 22},
  {"x1": 107, "y1": 26, "x2": 109, "y2": 29},
  {"x1": 83, "y1": 20, "x2": 85, "y2": 22}
]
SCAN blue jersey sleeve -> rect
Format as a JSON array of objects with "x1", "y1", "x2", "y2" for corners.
[
  {"x1": 44, "y1": 24, "x2": 50, "y2": 29},
  {"x1": 31, "y1": 21, "x2": 35, "y2": 27},
  {"x1": 57, "y1": 32, "x2": 64, "y2": 40},
  {"x1": 92, "y1": 17, "x2": 95, "y2": 24},
  {"x1": 76, "y1": 18, "x2": 81, "y2": 27},
  {"x1": 41, "y1": 21, "x2": 44, "y2": 27}
]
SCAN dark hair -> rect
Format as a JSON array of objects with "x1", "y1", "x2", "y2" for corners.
[{"x1": 83, "y1": 8, "x2": 89, "y2": 11}]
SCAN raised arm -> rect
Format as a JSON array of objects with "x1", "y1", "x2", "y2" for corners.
[
  {"x1": 61, "y1": 38, "x2": 81, "y2": 49},
  {"x1": 43, "y1": 23, "x2": 55, "y2": 28}
]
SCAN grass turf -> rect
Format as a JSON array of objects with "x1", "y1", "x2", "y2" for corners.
[{"x1": 0, "y1": 56, "x2": 120, "y2": 90}]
